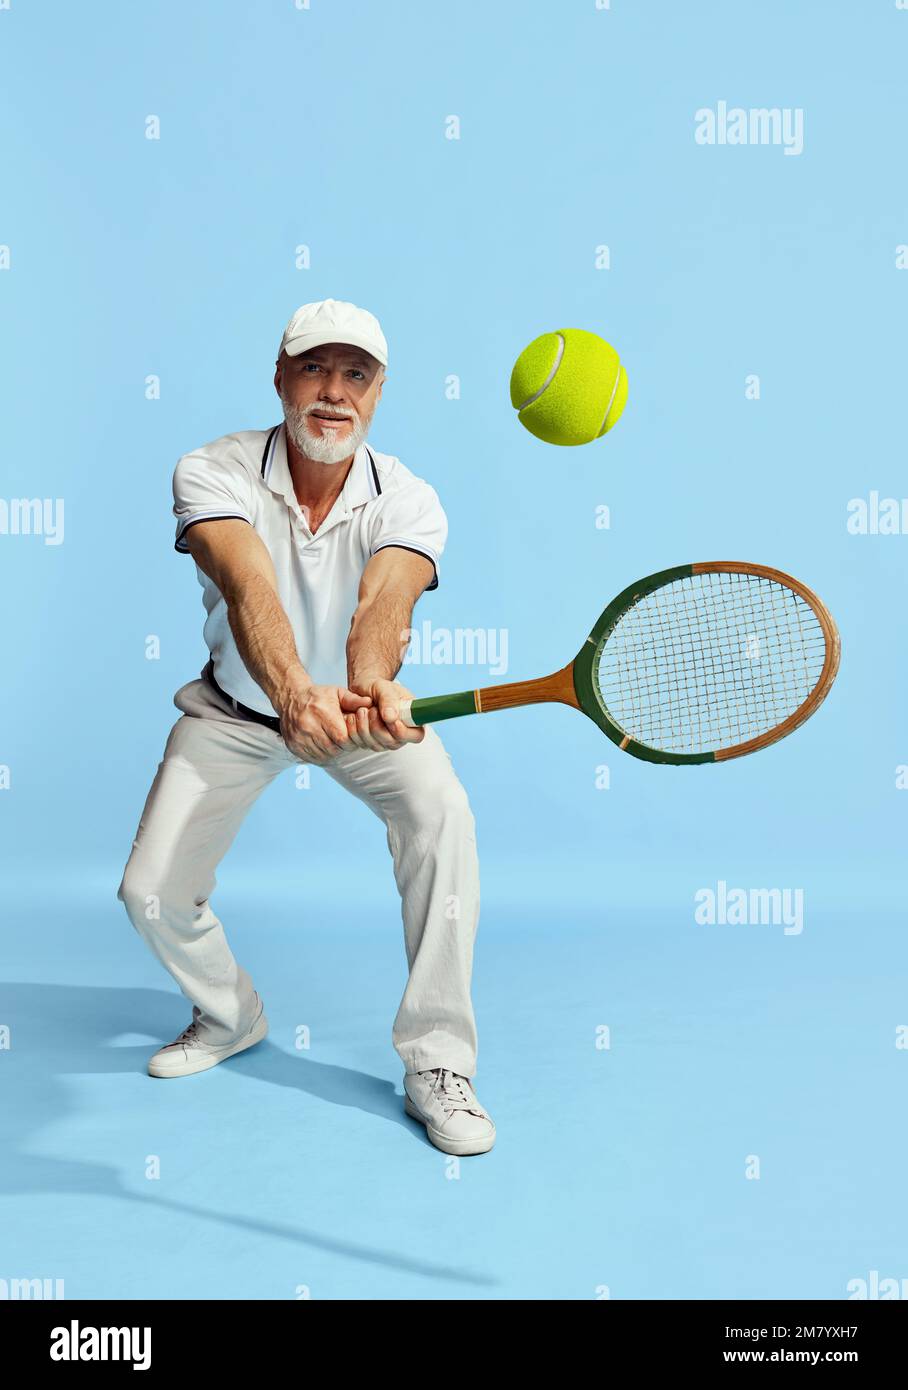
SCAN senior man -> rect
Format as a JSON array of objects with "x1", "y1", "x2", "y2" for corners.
[{"x1": 117, "y1": 299, "x2": 494, "y2": 1157}]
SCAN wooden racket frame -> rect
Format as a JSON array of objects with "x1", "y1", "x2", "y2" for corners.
[{"x1": 690, "y1": 562, "x2": 840, "y2": 761}]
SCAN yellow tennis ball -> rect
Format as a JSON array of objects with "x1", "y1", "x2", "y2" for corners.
[{"x1": 509, "y1": 328, "x2": 628, "y2": 445}]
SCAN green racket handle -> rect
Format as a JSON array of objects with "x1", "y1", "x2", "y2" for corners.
[{"x1": 398, "y1": 691, "x2": 479, "y2": 727}]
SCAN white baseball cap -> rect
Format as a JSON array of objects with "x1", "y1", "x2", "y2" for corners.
[{"x1": 279, "y1": 298, "x2": 388, "y2": 368}]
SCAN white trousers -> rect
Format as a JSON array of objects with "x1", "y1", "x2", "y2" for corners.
[{"x1": 117, "y1": 673, "x2": 481, "y2": 1077}]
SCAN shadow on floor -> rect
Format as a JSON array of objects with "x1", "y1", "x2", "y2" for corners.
[{"x1": 0, "y1": 981, "x2": 498, "y2": 1289}]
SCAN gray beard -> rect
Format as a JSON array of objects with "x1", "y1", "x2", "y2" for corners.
[{"x1": 282, "y1": 397, "x2": 371, "y2": 465}]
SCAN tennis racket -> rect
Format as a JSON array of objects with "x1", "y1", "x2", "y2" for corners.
[{"x1": 399, "y1": 562, "x2": 840, "y2": 764}]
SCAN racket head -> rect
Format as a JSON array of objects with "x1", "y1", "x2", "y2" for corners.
[{"x1": 571, "y1": 562, "x2": 840, "y2": 765}]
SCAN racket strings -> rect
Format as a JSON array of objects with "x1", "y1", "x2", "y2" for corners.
[{"x1": 596, "y1": 572, "x2": 828, "y2": 755}]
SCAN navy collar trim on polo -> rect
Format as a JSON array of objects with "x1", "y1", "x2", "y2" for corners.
[
  {"x1": 368, "y1": 450, "x2": 382, "y2": 496},
  {"x1": 260, "y1": 425, "x2": 280, "y2": 479}
]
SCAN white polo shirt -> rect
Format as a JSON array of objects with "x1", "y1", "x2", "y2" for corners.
[{"x1": 172, "y1": 423, "x2": 447, "y2": 716}]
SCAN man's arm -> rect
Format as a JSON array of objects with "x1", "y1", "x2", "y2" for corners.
[
  {"x1": 185, "y1": 519, "x2": 370, "y2": 762},
  {"x1": 344, "y1": 547, "x2": 436, "y2": 750}
]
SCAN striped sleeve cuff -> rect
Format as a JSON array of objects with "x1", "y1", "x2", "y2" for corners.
[
  {"x1": 371, "y1": 539, "x2": 440, "y2": 590},
  {"x1": 174, "y1": 512, "x2": 254, "y2": 553}
]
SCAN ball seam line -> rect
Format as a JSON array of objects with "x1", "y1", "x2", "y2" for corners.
[
  {"x1": 597, "y1": 365, "x2": 622, "y2": 437},
  {"x1": 516, "y1": 332, "x2": 565, "y2": 411}
]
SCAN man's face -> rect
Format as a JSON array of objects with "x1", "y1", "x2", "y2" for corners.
[{"x1": 275, "y1": 342, "x2": 384, "y2": 466}]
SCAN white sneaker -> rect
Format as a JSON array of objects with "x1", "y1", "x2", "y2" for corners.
[
  {"x1": 404, "y1": 1068, "x2": 496, "y2": 1155},
  {"x1": 147, "y1": 996, "x2": 268, "y2": 1078}
]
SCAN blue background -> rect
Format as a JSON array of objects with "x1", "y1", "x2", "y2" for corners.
[{"x1": 1, "y1": 0, "x2": 905, "y2": 1301}]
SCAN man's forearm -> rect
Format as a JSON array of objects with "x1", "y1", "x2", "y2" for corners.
[
  {"x1": 225, "y1": 572, "x2": 312, "y2": 709},
  {"x1": 347, "y1": 591, "x2": 413, "y2": 688}
]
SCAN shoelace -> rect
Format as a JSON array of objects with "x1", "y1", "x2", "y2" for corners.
[
  {"x1": 172, "y1": 1006, "x2": 258, "y2": 1052},
  {"x1": 175, "y1": 1021, "x2": 202, "y2": 1049},
  {"x1": 421, "y1": 1067, "x2": 482, "y2": 1116}
]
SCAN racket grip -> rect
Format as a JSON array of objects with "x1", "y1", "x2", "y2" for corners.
[{"x1": 398, "y1": 691, "x2": 479, "y2": 727}]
